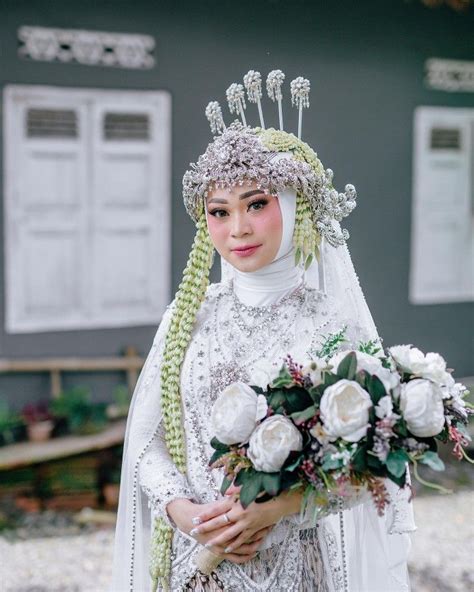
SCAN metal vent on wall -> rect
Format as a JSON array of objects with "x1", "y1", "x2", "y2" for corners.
[
  {"x1": 430, "y1": 127, "x2": 461, "y2": 150},
  {"x1": 103, "y1": 112, "x2": 150, "y2": 141},
  {"x1": 26, "y1": 108, "x2": 78, "y2": 138}
]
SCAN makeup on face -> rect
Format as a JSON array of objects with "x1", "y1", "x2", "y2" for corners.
[{"x1": 205, "y1": 184, "x2": 283, "y2": 272}]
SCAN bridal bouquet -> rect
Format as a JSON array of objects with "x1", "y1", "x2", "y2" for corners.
[{"x1": 208, "y1": 331, "x2": 473, "y2": 521}]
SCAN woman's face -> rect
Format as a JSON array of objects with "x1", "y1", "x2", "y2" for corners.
[{"x1": 206, "y1": 182, "x2": 283, "y2": 273}]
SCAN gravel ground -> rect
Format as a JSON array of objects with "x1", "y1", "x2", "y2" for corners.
[{"x1": 1, "y1": 491, "x2": 473, "y2": 592}]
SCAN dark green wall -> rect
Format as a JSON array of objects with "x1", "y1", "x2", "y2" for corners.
[{"x1": 0, "y1": 0, "x2": 473, "y2": 408}]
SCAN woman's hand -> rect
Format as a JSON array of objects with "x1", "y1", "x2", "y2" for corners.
[
  {"x1": 166, "y1": 496, "x2": 273, "y2": 564},
  {"x1": 189, "y1": 487, "x2": 303, "y2": 556}
]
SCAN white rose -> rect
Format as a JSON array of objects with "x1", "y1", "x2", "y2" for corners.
[
  {"x1": 247, "y1": 415, "x2": 303, "y2": 472},
  {"x1": 211, "y1": 382, "x2": 268, "y2": 445},
  {"x1": 320, "y1": 379, "x2": 372, "y2": 442},
  {"x1": 399, "y1": 379, "x2": 445, "y2": 437},
  {"x1": 329, "y1": 350, "x2": 399, "y2": 394}
]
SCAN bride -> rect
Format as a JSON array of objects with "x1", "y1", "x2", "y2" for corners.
[{"x1": 111, "y1": 71, "x2": 416, "y2": 592}]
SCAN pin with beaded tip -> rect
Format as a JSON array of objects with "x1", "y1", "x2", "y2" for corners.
[
  {"x1": 243, "y1": 70, "x2": 265, "y2": 129},
  {"x1": 266, "y1": 70, "x2": 285, "y2": 131},
  {"x1": 226, "y1": 83, "x2": 247, "y2": 126},
  {"x1": 290, "y1": 76, "x2": 310, "y2": 140},
  {"x1": 205, "y1": 101, "x2": 226, "y2": 135}
]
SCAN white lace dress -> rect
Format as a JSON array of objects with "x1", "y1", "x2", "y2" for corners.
[{"x1": 138, "y1": 280, "x2": 415, "y2": 592}]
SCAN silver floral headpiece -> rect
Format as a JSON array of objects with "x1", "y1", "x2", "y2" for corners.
[{"x1": 183, "y1": 69, "x2": 357, "y2": 247}]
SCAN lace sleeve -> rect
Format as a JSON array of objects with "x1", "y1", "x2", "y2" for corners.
[{"x1": 138, "y1": 421, "x2": 196, "y2": 529}]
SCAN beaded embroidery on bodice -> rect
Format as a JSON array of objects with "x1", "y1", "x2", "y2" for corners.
[{"x1": 162, "y1": 280, "x2": 361, "y2": 591}]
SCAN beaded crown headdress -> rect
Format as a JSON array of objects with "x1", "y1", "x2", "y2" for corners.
[{"x1": 182, "y1": 69, "x2": 357, "y2": 251}]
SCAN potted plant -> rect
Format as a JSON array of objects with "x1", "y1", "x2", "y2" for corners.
[
  {"x1": 106, "y1": 384, "x2": 130, "y2": 421},
  {"x1": 21, "y1": 401, "x2": 55, "y2": 442},
  {"x1": 50, "y1": 386, "x2": 108, "y2": 435},
  {"x1": 0, "y1": 401, "x2": 26, "y2": 446}
]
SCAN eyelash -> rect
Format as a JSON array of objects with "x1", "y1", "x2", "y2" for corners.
[{"x1": 209, "y1": 198, "x2": 269, "y2": 219}]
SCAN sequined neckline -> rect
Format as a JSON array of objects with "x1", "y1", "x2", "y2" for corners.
[{"x1": 229, "y1": 277, "x2": 307, "y2": 313}]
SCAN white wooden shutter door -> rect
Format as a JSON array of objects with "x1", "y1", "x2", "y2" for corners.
[
  {"x1": 410, "y1": 107, "x2": 474, "y2": 304},
  {"x1": 90, "y1": 93, "x2": 171, "y2": 327},
  {"x1": 4, "y1": 87, "x2": 89, "y2": 332}
]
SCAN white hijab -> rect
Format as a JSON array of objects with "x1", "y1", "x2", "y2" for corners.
[{"x1": 205, "y1": 186, "x2": 312, "y2": 307}]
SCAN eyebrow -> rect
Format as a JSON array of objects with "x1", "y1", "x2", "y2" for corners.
[{"x1": 207, "y1": 189, "x2": 265, "y2": 205}]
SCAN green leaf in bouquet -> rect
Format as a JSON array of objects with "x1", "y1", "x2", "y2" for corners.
[
  {"x1": 352, "y1": 445, "x2": 368, "y2": 472},
  {"x1": 419, "y1": 451, "x2": 445, "y2": 472},
  {"x1": 209, "y1": 448, "x2": 229, "y2": 466},
  {"x1": 336, "y1": 351, "x2": 358, "y2": 380},
  {"x1": 386, "y1": 449, "x2": 410, "y2": 478},
  {"x1": 321, "y1": 454, "x2": 343, "y2": 471},
  {"x1": 367, "y1": 453, "x2": 385, "y2": 473},
  {"x1": 322, "y1": 373, "x2": 340, "y2": 389},
  {"x1": 365, "y1": 374, "x2": 387, "y2": 405},
  {"x1": 284, "y1": 452, "x2": 304, "y2": 472},
  {"x1": 290, "y1": 405, "x2": 317, "y2": 425},
  {"x1": 262, "y1": 472, "x2": 281, "y2": 496},
  {"x1": 267, "y1": 389, "x2": 287, "y2": 411},
  {"x1": 249, "y1": 385, "x2": 264, "y2": 395},
  {"x1": 239, "y1": 472, "x2": 264, "y2": 508},
  {"x1": 285, "y1": 387, "x2": 314, "y2": 413},
  {"x1": 220, "y1": 474, "x2": 233, "y2": 495},
  {"x1": 235, "y1": 468, "x2": 249, "y2": 486},
  {"x1": 210, "y1": 436, "x2": 230, "y2": 451},
  {"x1": 314, "y1": 326, "x2": 348, "y2": 360},
  {"x1": 271, "y1": 366, "x2": 294, "y2": 388},
  {"x1": 394, "y1": 417, "x2": 408, "y2": 438}
]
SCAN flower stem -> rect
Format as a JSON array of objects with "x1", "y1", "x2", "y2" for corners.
[
  {"x1": 411, "y1": 459, "x2": 453, "y2": 494},
  {"x1": 460, "y1": 446, "x2": 474, "y2": 464}
]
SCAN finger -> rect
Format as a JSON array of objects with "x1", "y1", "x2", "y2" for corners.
[
  {"x1": 252, "y1": 525, "x2": 273, "y2": 539},
  {"x1": 222, "y1": 529, "x2": 256, "y2": 554},
  {"x1": 191, "y1": 512, "x2": 233, "y2": 535},
  {"x1": 206, "y1": 524, "x2": 247, "y2": 548},
  {"x1": 191, "y1": 497, "x2": 233, "y2": 526},
  {"x1": 228, "y1": 540, "x2": 262, "y2": 555}
]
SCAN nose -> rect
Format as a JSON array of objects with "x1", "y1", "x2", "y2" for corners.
[{"x1": 230, "y1": 212, "x2": 252, "y2": 238}]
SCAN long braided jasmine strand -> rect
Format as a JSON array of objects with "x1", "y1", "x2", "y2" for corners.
[
  {"x1": 258, "y1": 128, "x2": 323, "y2": 268},
  {"x1": 150, "y1": 210, "x2": 214, "y2": 592},
  {"x1": 293, "y1": 191, "x2": 321, "y2": 269}
]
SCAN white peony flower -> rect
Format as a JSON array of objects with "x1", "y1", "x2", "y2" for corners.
[
  {"x1": 247, "y1": 415, "x2": 303, "y2": 472},
  {"x1": 329, "y1": 350, "x2": 399, "y2": 394},
  {"x1": 211, "y1": 382, "x2": 268, "y2": 445},
  {"x1": 389, "y1": 346, "x2": 454, "y2": 387},
  {"x1": 399, "y1": 379, "x2": 445, "y2": 437},
  {"x1": 251, "y1": 359, "x2": 280, "y2": 390},
  {"x1": 320, "y1": 379, "x2": 372, "y2": 442}
]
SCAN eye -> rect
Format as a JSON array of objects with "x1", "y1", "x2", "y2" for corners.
[
  {"x1": 248, "y1": 198, "x2": 269, "y2": 212},
  {"x1": 208, "y1": 208, "x2": 228, "y2": 218}
]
